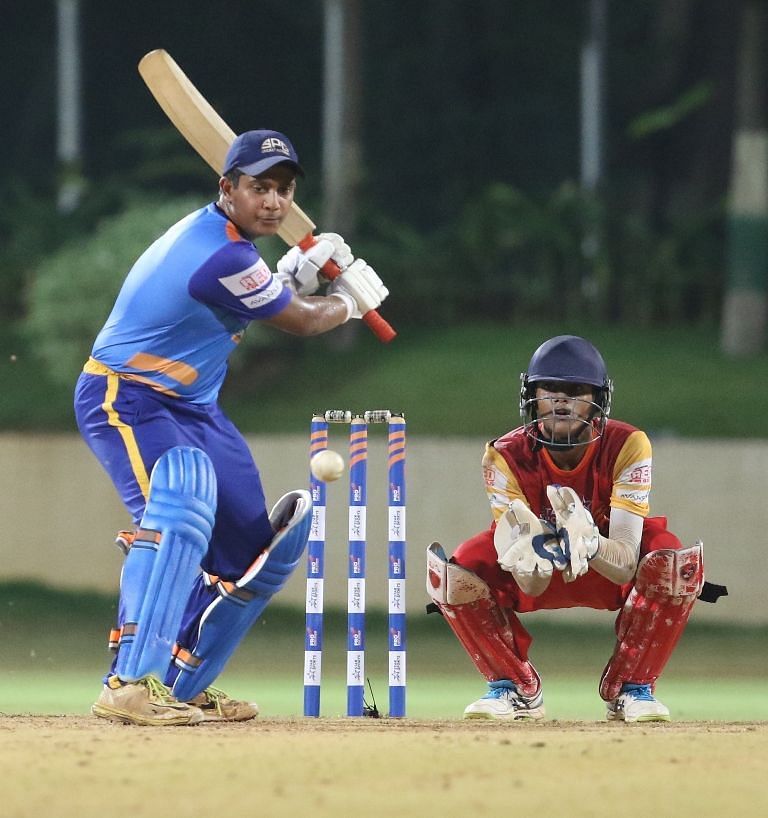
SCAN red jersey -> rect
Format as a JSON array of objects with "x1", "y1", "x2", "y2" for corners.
[{"x1": 482, "y1": 419, "x2": 652, "y2": 536}]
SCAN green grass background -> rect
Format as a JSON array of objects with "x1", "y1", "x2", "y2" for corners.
[
  {"x1": 1, "y1": 583, "x2": 765, "y2": 721},
  {"x1": 4, "y1": 322, "x2": 768, "y2": 437}
]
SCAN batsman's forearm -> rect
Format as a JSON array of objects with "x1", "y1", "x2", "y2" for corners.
[
  {"x1": 264, "y1": 294, "x2": 349, "y2": 336},
  {"x1": 590, "y1": 536, "x2": 638, "y2": 585}
]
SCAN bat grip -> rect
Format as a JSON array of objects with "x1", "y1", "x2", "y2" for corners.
[{"x1": 297, "y1": 234, "x2": 396, "y2": 343}]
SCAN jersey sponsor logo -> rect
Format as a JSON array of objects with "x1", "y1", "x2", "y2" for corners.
[
  {"x1": 616, "y1": 487, "x2": 650, "y2": 505},
  {"x1": 218, "y1": 259, "x2": 271, "y2": 296},
  {"x1": 617, "y1": 457, "x2": 652, "y2": 485},
  {"x1": 241, "y1": 278, "x2": 283, "y2": 309}
]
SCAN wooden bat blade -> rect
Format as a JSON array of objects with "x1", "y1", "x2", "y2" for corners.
[{"x1": 138, "y1": 49, "x2": 234, "y2": 174}]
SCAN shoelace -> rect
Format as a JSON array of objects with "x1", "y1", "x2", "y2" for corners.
[
  {"x1": 200, "y1": 686, "x2": 228, "y2": 714},
  {"x1": 483, "y1": 682, "x2": 520, "y2": 701},
  {"x1": 141, "y1": 676, "x2": 178, "y2": 705},
  {"x1": 623, "y1": 683, "x2": 654, "y2": 701}
]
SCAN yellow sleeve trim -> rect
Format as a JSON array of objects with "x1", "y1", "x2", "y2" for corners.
[
  {"x1": 611, "y1": 430, "x2": 652, "y2": 517},
  {"x1": 482, "y1": 444, "x2": 527, "y2": 522}
]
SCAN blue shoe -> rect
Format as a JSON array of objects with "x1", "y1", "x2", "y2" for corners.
[
  {"x1": 607, "y1": 683, "x2": 670, "y2": 723},
  {"x1": 464, "y1": 680, "x2": 545, "y2": 721}
]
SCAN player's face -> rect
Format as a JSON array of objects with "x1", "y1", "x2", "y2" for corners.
[
  {"x1": 534, "y1": 381, "x2": 598, "y2": 446},
  {"x1": 220, "y1": 165, "x2": 297, "y2": 239}
]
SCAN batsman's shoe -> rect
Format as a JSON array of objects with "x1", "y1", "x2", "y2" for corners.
[
  {"x1": 606, "y1": 683, "x2": 671, "y2": 723},
  {"x1": 92, "y1": 675, "x2": 203, "y2": 726},
  {"x1": 463, "y1": 680, "x2": 545, "y2": 721},
  {"x1": 187, "y1": 686, "x2": 259, "y2": 723}
]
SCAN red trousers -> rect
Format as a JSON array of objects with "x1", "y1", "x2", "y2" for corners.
[{"x1": 451, "y1": 516, "x2": 682, "y2": 661}]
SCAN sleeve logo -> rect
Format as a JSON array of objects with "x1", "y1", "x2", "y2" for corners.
[
  {"x1": 218, "y1": 259, "x2": 271, "y2": 295},
  {"x1": 617, "y1": 457, "x2": 651, "y2": 485},
  {"x1": 241, "y1": 278, "x2": 283, "y2": 309}
]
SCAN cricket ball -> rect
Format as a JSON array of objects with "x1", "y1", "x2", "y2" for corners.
[{"x1": 310, "y1": 449, "x2": 345, "y2": 482}]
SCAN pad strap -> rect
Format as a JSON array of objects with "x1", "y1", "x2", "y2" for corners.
[{"x1": 699, "y1": 580, "x2": 728, "y2": 603}]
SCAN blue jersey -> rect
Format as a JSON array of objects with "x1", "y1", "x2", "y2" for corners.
[{"x1": 91, "y1": 202, "x2": 291, "y2": 404}]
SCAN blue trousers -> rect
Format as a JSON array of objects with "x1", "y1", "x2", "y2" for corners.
[{"x1": 74, "y1": 371, "x2": 276, "y2": 682}]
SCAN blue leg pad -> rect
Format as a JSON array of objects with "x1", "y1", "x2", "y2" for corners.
[
  {"x1": 172, "y1": 489, "x2": 311, "y2": 701},
  {"x1": 116, "y1": 446, "x2": 217, "y2": 682}
]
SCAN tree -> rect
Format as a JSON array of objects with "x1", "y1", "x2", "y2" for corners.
[{"x1": 721, "y1": 0, "x2": 768, "y2": 356}]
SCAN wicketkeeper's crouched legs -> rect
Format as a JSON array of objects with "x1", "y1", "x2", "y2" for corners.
[
  {"x1": 426, "y1": 542, "x2": 544, "y2": 720},
  {"x1": 600, "y1": 521, "x2": 704, "y2": 721}
]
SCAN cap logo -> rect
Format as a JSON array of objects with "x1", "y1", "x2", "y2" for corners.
[{"x1": 260, "y1": 137, "x2": 291, "y2": 157}]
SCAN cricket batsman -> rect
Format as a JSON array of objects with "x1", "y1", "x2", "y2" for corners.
[
  {"x1": 427, "y1": 335, "x2": 723, "y2": 722},
  {"x1": 74, "y1": 130, "x2": 388, "y2": 725}
]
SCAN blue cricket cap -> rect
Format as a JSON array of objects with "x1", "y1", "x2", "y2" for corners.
[{"x1": 222, "y1": 129, "x2": 304, "y2": 177}]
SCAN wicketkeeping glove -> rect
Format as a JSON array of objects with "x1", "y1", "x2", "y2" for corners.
[
  {"x1": 546, "y1": 485, "x2": 599, "y2": 582},
  {"x1": 328, "y1": 258, "x2": 389, "y2": 320},
  {"x1": 494, "y1": 500, "x2": 564, "y2": 596},
  {"x1": 276, "y1": 232, "x2": 354, "y2": 296}
]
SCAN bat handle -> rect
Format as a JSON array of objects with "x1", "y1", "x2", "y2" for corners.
[{"x1": 297, "y1": 234, "x2": 396, "y2": 343}]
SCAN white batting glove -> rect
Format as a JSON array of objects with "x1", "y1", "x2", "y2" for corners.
[
  {"x1": 328, "y1": 258, "x2": 389, "y2": 320},
  {"x1": 494, "y1": 500, "x2": 562, "y2": 596},
  {"x1": 316, "y1": 232, "x2": 354, "y2": 270},
  {"x1": 546, "y1": 485, "x2": 599, "y2": 582},
  {"x1": 276, "y1": 233, "x2": 353, "y2": 296}
]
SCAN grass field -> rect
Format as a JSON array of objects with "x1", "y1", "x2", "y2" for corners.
[{"x1": 1, "y1": 583, "x2": 765, "y2": 721}]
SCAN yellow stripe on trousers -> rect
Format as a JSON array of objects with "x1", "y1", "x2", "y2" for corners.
[{"x1": 102, "y1": 373, "x2": 151, "y2": 499}]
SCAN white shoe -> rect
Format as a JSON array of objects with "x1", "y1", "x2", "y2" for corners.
[
  {"x1": 464, "y1": 680, "x2": 545, "y2": 721},
  {"x1": 186, "y1": 686, "x2": 259, "y2": 722},
  {"x1": 92, "y1": 675, "x2": 203, "y2": 726},
  {"x1": 607, "y1": 683, "x2": 670, "y2": 723}
]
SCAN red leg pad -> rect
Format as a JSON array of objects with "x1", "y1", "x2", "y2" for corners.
[
  {"x1": 600, "y1": 543, "x2": 704, "y2": 701},
  {"x1": 426, "y1": 543, "x2": 540, "y2": 697}
]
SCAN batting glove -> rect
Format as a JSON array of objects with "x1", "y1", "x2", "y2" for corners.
[
  {"x1": 276, "y1": 232, "x2": 353, "y2": 296},
  {"x1": 328, "y1": 258, "x2": 389, "y2": 320}
]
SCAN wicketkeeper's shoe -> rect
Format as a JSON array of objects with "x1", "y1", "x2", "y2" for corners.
[
  {"x1": 463, "y1": 680, "x2": 545, "y2": 721},
  {"x1": 606, "y1": 683, "x2": 671, "y2": 723},
  {"x1": 92, "y1": 675, "x2": 203, "y2": 726},
  {"x1": 186, "y1": 686, "x2": 260, "y2": 722}
]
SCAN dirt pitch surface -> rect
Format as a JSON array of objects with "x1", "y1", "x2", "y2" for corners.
[{"x1": 1, "y1": 715, "x2": 765, "y2": 818}]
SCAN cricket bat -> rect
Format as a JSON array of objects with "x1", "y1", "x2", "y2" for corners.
[{"x1": 138, "y1": 49, "x2": 395, "y2": 343}]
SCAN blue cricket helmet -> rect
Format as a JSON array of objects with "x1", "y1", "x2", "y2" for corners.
[
  {"x1": 519, "y1": 335, "x2": 613, "y2": 448},
  {"x1": 525, "y1": 335, "x2": 609, "y2": 388}
]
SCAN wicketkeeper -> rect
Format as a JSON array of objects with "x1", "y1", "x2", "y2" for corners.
[
  {"x1": 427, "y1": 334, "x2": 723, "y2": 722},
  {"x1": 75, "y1": 130, "x2": 388, "y2": 725}
]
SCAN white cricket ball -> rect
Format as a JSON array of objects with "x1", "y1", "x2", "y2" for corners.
[{"x1": 310, "y1": 449, "x2": 345, "y2": 482}]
